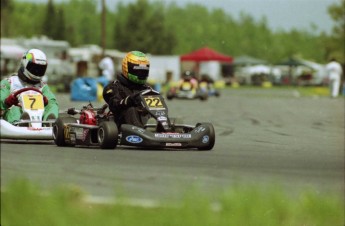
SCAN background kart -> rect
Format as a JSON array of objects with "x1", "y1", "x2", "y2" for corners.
[
  {"x1": 53, "y1": 88, "x2": 215, "y2": 150},
  {"x1": 0, "y1": 87, "x2": 54, "y2": 140},
  {"x1": 166, "y1": 81, "x2": 208, "y2": 101},
  {"x1": 199, "y1": 81, "x2": 221, "y2": 97}
]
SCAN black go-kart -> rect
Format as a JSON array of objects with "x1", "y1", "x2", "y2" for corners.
[{"x1": 53, "y1": 88, "x2": 215, "y2": 150}]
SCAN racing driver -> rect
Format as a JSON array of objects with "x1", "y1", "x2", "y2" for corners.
[
  {"x1": 0, "y1": 48, "x2": 59, "y2": 124},
  {"x1": 102, "y1": 50, "x2": 152, "y2": 128}
]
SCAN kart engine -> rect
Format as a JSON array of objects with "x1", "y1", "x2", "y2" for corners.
[{"x1": 79, "y1": 109, "x2": 97, "y2": 125}]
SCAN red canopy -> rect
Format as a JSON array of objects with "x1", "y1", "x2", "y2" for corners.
[{"x1": 180, "y1": 47, "x2": 233, "y2": 63}]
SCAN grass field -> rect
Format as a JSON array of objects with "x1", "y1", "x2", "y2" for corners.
[{"x1": 1, "y1": 179, "x2": 343, "y2": 226}]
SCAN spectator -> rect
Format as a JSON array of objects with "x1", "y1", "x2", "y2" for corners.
[
  {"x1": 326, "y1": 58, "x2": 343, "y2": 98},
  {"x1": 98, "y1": 56, "x2": 115, "y2": 86}
]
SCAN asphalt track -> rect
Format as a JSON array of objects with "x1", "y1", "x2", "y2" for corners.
[{"x1": 1, "y1": 88, "x2": 344, "y2": 202}]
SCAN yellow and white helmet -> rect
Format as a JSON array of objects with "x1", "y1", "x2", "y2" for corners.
[{"x1": 122, "y1": 51, "x2": 150, "y2": 85}]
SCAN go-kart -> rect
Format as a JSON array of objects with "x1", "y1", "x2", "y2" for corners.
[
  {"x1": 53, "y1": 88, "x2": 215, "y2": 150},
  {"x1": 199, "y1": 81, "x2": 220, "y2": 97},
  {"x1": 0, "y1": 87, "x2": 54, "y2": 140},
  {"x1": 166, "y1": 81, "x2": 208, "y2": 101}
]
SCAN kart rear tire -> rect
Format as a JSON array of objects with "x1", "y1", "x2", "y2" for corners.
[
  {"x1": 167, "y1": 93, "x2": 174, "y2": 100},
  {"x1": 53, "y1": 117, "x2": 77, "y2": 147},
  {"x1": 199, "y1": 93, "x2": 208, "y2": 101},
  {"x1": 197, "y1": 123, "x2": 215, "y2": 151},
  {"x1": 98, "y1": 121, "x2": 118, "y2": 149}
]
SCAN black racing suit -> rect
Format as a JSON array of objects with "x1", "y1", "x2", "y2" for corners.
[{"x1": 102, "y1": 74, "x2": 151, "y2": 128}]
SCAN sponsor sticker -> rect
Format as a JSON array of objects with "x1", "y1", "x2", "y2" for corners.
[
  {"x1": 126, "y1": 135, "x2": 143, "y2": 143},
  {"x1": 27, "y1": 127, "x2": 43, "y2": 131},
  {"x1": 137, "y1": 128, "x2": 146, "y2": 133},
  {"x1": 195, "y1": 126, "x2": 206, "y2": 133},
  {"x1": 157, "y1": 116, "x2": 167, "y2": 121},
  {"x1": 202, "y1": 135, "x2": 209, "y2": 143},
  {"x1": 155, "y1": 133, "x2": 191, "y2": 139},
  {"x1": 131, "y1": 126, "x2": 145, "y2": 133},
  {"x1": 166, "y1": 143, "x2": 182, "y2": 147},
  {"x1": 74, "y1": 127, "x2": 84, "y2": 140},
  {"x1": 155, "y1": 111, "x2": 165, "y2": 116}
]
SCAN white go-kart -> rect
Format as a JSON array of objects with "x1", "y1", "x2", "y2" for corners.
[{"x1": 0, "y1": 87, "x2": 54, "y2": 140}]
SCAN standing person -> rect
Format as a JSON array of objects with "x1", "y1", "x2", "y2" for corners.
[
  {"x1": 98, "y1": 55, "x2": 115, "y2": 86},
  {"x1": 326, "y1": 58, "x2": 343, "y2": 98},
  {"x1": 0, "y1": 49, "x2": 59, "y2": 124},
  {"x1": 102, "y1": 51, "x2": 151, "y2": 128}
]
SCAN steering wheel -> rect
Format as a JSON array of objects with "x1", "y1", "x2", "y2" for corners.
[
  {"x1": 12, "y1": 87, "x2": 46, "y2": 106},
  {"x1": 13, "y1": 87, "x2": 43, "y2": 97}
]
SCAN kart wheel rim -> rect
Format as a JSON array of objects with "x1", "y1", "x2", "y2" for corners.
[{"x1": 98, "y1": 127, "x2": 105, "y2": 143}]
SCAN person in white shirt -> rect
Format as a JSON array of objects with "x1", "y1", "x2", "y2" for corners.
[
  {"x1": 98, "y1": 56, "x2": 115, "y2": 85},
  {"x1": 325, "y1": 58, "x2": 343, "y2": 98}
]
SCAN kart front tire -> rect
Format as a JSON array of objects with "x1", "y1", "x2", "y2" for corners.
[
  {"x1": 98, "y1": 121, "x2": 118, "y2": 149},
  {"x1": 53, "y1": 117, "x2": 77, "y2": 147},
  {"x1": 197, "y1": 122, "x2": 215, "y2": 151}
]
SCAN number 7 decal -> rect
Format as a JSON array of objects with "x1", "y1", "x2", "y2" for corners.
[{"x1": 29, "y1": 97, "x2": 36, "y2": 109}]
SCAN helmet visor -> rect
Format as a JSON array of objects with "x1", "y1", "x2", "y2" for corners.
[
  {"x1": 26, "y1": 61, "x2": 47, "y2": 77},
  {"x1": 128, "y1": 62, "x2": 149, "y2": 80}
]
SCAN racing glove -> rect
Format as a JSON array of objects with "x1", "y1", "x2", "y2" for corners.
[
  {"x1": 43, "y1": 96, "x2": 49, "y2": 106},
  {"x1": 123, "y1": 92, "x2": 141, "y2": 107},
  {"x1": 4, "y1": 94, "x2": 19, "y2": 107}
]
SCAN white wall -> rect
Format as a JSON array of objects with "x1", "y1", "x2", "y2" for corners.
[
  {"x1": 148, "y1": 55, "x2": 181, "y2": 83},
  {"x1": 199, "y1": 61, "x2": 221, "y2": 80}
]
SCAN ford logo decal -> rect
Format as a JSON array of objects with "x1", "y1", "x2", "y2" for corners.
[{"x1": 126, "y1": 135, "x2": 143, "y2": 143}]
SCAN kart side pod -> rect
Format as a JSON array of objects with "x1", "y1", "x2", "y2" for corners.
[{"x1": 120, "y1": 122, "x2": 215, "y2": 150}]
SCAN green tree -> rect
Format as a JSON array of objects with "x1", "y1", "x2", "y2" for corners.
[
  {"x1": 326, "y1": 0, "x2": 345, "y2": 62},
  {"x1": 113, "y1": 0, "x2": 176, "y2": 54},
  {"x1": 42, "y1": 0, "x2": 56, "y2": 39},
  {"x1": 54, "y1": 6, "x2": 66, "y2": 40},
  {"x1": 1, "y1": 0, "x2": 14, "y2": 36},
  {"x1": 5, "y1": 1, "x2": 45, "y2": 37},
  {"x1": 62, "y1": 0, "x2": 99, "y2": 46}
]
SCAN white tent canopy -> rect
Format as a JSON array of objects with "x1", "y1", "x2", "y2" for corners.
[{"x1": 244, "y1": 64, "x2": 271, "y2": 75}]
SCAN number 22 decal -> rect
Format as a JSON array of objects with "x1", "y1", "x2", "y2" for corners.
[{"x1": 144, "y1": 97, "x2": 163, "y2": 108}]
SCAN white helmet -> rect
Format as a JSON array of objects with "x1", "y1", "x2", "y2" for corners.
[{"x1": 19, "y1": 49, "x2": 48, "y2": 83}]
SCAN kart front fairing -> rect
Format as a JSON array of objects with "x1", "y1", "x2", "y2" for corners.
[
  {"x1": 120, "y1": 123, "x2": 214, "y2": 149},
  {"x1": 0, "y1": 88, "x2": 53, "y2": 140},
  {"x1": 0, "y1": 119, "x2": 53, "y2": 139}
]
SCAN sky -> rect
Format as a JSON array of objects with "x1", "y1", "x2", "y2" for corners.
[{"x1": 22, "y1": 0, "x2": 339, "y2": 34}]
